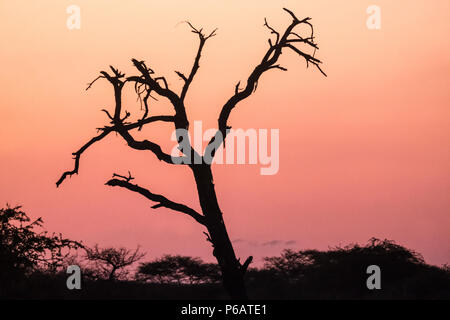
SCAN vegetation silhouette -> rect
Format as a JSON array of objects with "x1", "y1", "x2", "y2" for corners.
[
  {"x1": 56, "y1": 8, "x2": 326, "y2": 299},
  {"x1": 84, "y1": 245, "x2": 145, "y2": 281},
  {"x1": 137, "y1": 255, "x2": 221, "y2": 284},
  {"x1": 0, "y1": 205, "x2": 79, "y2": 298},
  {"x1": 248, "y1": 238, "x2": 450, "y2": 299},
  {"x1": 1, "y1": 206, "x2": 448, "y2": 299}
]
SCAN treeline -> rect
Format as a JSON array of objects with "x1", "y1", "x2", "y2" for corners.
[{"x1": 1, "y1": 205, "x2": 449, "y2": 299}]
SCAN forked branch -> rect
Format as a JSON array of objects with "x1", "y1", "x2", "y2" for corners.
[
  {"x1": 177, "y1": 22, "x2": 217, "y2": 102},
  {"x1": 56, "y1": 114, "x2": 180, "y2": 187},
  {"x1": 205, "y1": 8, "x2": 326, "y2": 158}
]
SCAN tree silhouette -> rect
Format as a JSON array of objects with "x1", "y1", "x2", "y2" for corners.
[
  {"x1": 57, "y1": 8, "x2": 325, "y2": 298},
  {"x1": 256, "y1": 238, "x2": 450, "y2": 299},
  {"x1": 84, "y1": 245, "x2": 145, "y2": 281},
  {"x1": 137, "y1": 255, "x2": 221, "y2": 284},
  {"x1": 0, "y1": 205, "x2": 79, "y2": 296}
]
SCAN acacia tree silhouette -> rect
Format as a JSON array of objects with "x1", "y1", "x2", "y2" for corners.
[
  {"x1": 84, "y1": 245, "x2": 145, "y2": 281},
  {"x1": 57, "y1": 8, "x2": 325, "y2": 299}
]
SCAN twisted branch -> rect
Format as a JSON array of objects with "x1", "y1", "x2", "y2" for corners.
[{"x1": 56, "y1": 129, "x2": 112, "y2": 187}]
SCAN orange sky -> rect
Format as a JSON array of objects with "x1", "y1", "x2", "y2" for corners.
[{"x1": 1, "y1": 0, "x2": 449, "y2": 266}]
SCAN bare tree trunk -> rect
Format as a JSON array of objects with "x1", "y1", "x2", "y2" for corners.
[
  {"x1": 56, "y1": 7, "x2": 325, "y2": 301},
  {"x1": 191, "y1": 163, "x2": 248, "y2": 299},
  {"x1": 109, "y1": 266, "x2": 117, "y2": 281}
]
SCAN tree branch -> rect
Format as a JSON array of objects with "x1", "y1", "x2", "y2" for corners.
[
  {"x1": 178, "y1": 22, "x2": 217, "y2": 102},
  {"x1": 97, "y1": 115, "x2": 176, "y2": 132},
  {"x1": 112, "y1": 171, "x2": 134, "y2": 182},
  {"x1": 127, "y1": 59, "x2": 190, "y2": 131},
  {"x1": 205, "y1": 8, "x2": 326, "y2": 158},
  {"x1": 57, "y1": 114, "x2": 180, "y2": 187},
  {"x1": 105, "y1": 177, "x2": 206, "y2": 226},
  {"x1": 95, "y1": 67, "x2": 187, "y2": 165},
  {"x1": 241, "y1": 255, "x2": 253, "y2": 274},
  {"x1": 128, "y1": 60, "x2": 180, "y2": 111},
  {"x1": 56, "y1": 129, "x2": 112, "y2": 187},
  {"x1": 114, "y1": 125, "x2": 183, "y2": 164}
]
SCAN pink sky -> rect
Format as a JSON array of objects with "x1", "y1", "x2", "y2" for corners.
[{"x1": 0, "y1": 0, "x2": 449, "y2": 266}]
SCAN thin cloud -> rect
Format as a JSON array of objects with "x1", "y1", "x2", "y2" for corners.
[
  {"x1": 262, "y1": 240, "x2": 282, "y2": 246},
  {"x1": 231, "y1": 239, "x2": 296, "y2": 247}
]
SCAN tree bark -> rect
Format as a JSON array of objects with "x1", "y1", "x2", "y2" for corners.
[{"x1": 191, "y1": 163, "x2": 248, "y2": 299}]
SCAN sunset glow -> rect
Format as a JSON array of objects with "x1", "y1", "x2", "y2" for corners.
[{"x1": 1, "y1": 0, "x2": 449, "y2": 267}]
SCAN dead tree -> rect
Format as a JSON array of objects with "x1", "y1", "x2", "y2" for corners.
[{"x1": 57, "y1": 8, "x2": 325, "y2": 299}]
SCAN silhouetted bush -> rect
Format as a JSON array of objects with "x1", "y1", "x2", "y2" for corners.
[
  {"x1": 0, "y1": 205, "x2": 79, "y2": 298},
  {"x1": 246, "y1": 238, "x2": 450, "y2": 299}
]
